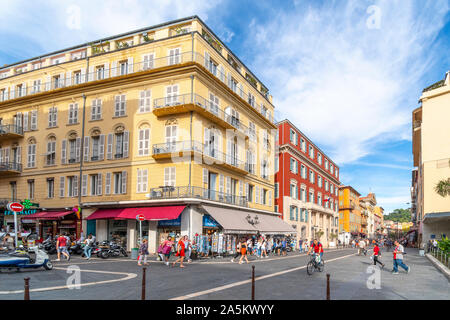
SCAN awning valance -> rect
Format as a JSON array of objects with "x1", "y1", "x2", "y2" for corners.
[
  {"x1": 26, "y1": 211, "x2": 72, "y2": 220},
  {"x1": 86, "y1": 206, "x2": 186, "y2": 221}
]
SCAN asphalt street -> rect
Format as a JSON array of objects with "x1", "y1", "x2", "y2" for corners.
[{"x1": 0, "y1": 247, "x2": 448, "y2": 300}]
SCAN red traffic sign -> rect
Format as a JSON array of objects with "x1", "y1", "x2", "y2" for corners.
[
  {"x1": 136, "y1": 214, "x2": 145, "y2": 221},
  {"x1": 7, "y1": 202, "x2": 24, "y2": 212}
]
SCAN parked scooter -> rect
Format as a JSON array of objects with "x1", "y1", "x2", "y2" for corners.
[
  {"x1": 99, "y1": 241, "x2": 128, "y2": 259},
  {"x1": 0, "y1": 245, "x2": 52, "y2": 271},
  {"x1": 68, "y1": 241, "x2": 84, "y2": 255},
  {"x1": 42, "y1": 238, "x2": 57, "y2": 255}
]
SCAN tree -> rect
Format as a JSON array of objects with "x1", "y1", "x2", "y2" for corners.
[
  {"x1": 384, "y1": 208, "x2": 411, "y2": 223},
  {"x1": 435, "y1": 178, "x2": 450, "y2": 197}
]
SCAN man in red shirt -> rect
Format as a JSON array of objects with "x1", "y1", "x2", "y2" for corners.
[
  {"x1": 56, "y1": 232, "x2": 70, "y2": 261},
  {"x1": 307, "y1": 239, "x2": 324, "y2": 262},
  {"x1": 372, "y1": 241, "x2": 385, "y2": 268}
]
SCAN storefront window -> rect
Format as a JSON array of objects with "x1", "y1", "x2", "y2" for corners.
[{"x1": 108, "y1": 220, "x2": 127, "y2": 247}]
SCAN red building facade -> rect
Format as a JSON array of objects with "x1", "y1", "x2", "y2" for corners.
[{"x1": 275, "y1": 119, "x2": 341, "y2": 246}]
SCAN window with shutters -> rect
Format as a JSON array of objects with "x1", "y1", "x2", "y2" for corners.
[
  {"x1": 91, "y1": 136, "x2": 100, "y2": 161},
  {"x1": 91, "y1": 99, "x2": 102, "y2": 120},
  {"x1": 142, "y1": 54, "x2": 154, "y2": 70},
  {"x1": 330, "y1": 163, "x2": 334, "y2": 174},
  {"x1": 114, "y1": 95, "x2": 126, "y2": 117},
  {"x1": 139, "y1": 90, "x2": 152, "y2": 113},
  {"x1": 301, "y1": 138, "x2": 306, "y2": 152},
  {"x1": 318, "y1": 175, "x2": 322, "y2": 188},
  {"x1": 325, "y1": 159, "x2": 329, "y2": 170},
  {"x1": 262, "y1": 189, "x2": 267, "y2": 205},
  {"x1": 138, "y1": 127, "x2": 150, "y2": 156},
  {"x1": 309, "y1": 190, "x2": 314, "y2": 203},
  {"x1": 32, "y1": 80, "x2": 41, "y2": 93},
  {"x1": 96, "y1": 66, "x2": 105, "y2": 80},
  {"x1": 115, "y1": 132, "x2": 124, "y2": 158},
  {"x1": 209, "y1": 93, "x2": 219, "y2": 115},
  {"x1": 164, "y1": 167, "x2": 176, "y2": 187},
  {"x1": 275, "y1": 183, "x2": 279, "y2": 198},
  {"x1": 46, "y1": 138, "x2": 56, "y2": 165},
  {"x1": 248, "y1": 122, "x2": 256, "y2": 141},
  {"x1": 165, "y1": 125, "x2": 177, "y2": 151},
  {"x1": 261, "y1": 159, "x2": 269, "y2": 180},
  {"x1": 68, "y1": 103, "x2": 78, "y2": 124},
  {"x1": 90, "y1": 174, "x2": 101, "y2": 196},
  {"x1": 47, "y1": 178, "x2": 54, "y2": 198},
  {"x1": 325, "y1": 180, "x2": 329, "y2": 191},
  {"x1": 168, "y1": 48, "x2": 181, "y2": 65},
  {"x1": 247, "y1": 184, "x2": 254, "y2": 203},
  {"x1": 246, "y1": 148, "x2": 255, "y2": 174},
  {"x1": 27, "y1": 143, "x2": 36, "y2": 168},
  {"x1": 207, "y1": 56, "x2": 218, "y2": 76},
  {"x1": 48, "y1": 107, "x2": 57, "y2": 127},
  {"x1": 318, "y1": 152, "x2": 322, "y2": 165},
  {"x1": 119, "y1": 60, "x2": 128, "y2": 76},
  {"x1": 114, "y1": 172, "x2": 123, "y2": 194},
  {"x1": 73, "y1": 71, "x2": 82, "y2": 85},
  {"x1": 310, "y1": 170, "x2": 314, "y2": 184},
  {"x1": 27, "y1": 180, "x2": 35, "y2": 200},
  {"x1": 165, "y1": 85, "x2": 179, "y2": 106},
  {"x1": 68, "y1": 139, "x2": 77, "y2": 163},
  {"x1": 290, "y1": 182, "x2": 297, "y2": 200},
  {"x1": 230, "y1": 77, "x2": 238, "y2": 93},
  {"x1": 136, "y1": 169, "x2": 148, "y2": 193},
  {"x1": 309, "y1": 145, "x2": 314, "y2": 159},
  {"x1": 67, "y1": 176, "x2": 76, "y2": 197},
  {"x1": 248, "y1": 92, "x2": 255, "y2": 108}
]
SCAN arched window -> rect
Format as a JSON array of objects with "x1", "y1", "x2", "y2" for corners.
[
  {"x1": 137, "y1": 123, "x2": 150, "y2": 156},
  {"x1": 46, "y1": 136, "x2": 56, "y2": 165}
]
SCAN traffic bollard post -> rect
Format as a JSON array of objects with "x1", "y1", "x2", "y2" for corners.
[
  {"x1": 24, "y1": 277, "x2": 30, "y2": 300},
  {"x1": 326, "y1": 274, "x2": 330, "y2": 300},
  {"x1": 251, "y1": 265, "x2": 255, "y2": 300},
  {"x1": 141, "y1": 267, "x2": 146, "y2": 300}
]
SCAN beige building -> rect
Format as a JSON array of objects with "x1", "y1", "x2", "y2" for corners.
[
  {"x1": 359, "y1": 193, "x2": 377, "y2": 238},
  {"x1": 0, "y1": 16, "x2": 294, "y2": 252},
  {"x1": 412, "y1": 70, "x2": 450, "y2": 246}
]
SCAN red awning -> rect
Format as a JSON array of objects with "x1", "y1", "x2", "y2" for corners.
[
  {"x1": 86, "y1": 206, "x2": 186, "y2": 221},
  {"x1": 25, "y1": 211, "x2": 73, "y2": 220}
]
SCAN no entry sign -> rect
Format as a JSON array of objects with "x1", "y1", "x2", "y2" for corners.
[
  {"x1": 7, "y1": 202, "x2": 24, "y2": 212},
  {"x1": 136, "y1": 214, "x2": 145, "y2": 221}
]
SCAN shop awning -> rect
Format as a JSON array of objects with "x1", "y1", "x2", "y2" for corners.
[
  {"x1": 25, "y1": 211, "x2": 72, "y2": 220},
  {"x1": 254, "y1": 214, "x2": 296, "y2": 235},
  {"x1": 201, "y1": 205, "x2": 258, "y2": 234},
  {"x1": 86, "y1": 206, "x2": 186, "y2": 221}
]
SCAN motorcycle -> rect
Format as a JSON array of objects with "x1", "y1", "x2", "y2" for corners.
[
  {"x1": 99, "y1": 241, "x2": 128, "y2": 259},
  {"x1": 68, "y1": 241, "x2": 84, "y2": 255},
  {"x1": 42, "y1": 238, "x2": 57, "y2": 255},
  {"x1": 0, "y1": 245, "x2": 53, "y2": 271}
]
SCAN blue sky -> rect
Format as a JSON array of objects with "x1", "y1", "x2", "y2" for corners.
[{"x1": 1, "y1": 0, "x2": 449, "y2": 214}]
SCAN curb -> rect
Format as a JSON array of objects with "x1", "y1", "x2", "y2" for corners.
[{"x1": 425, "y1": 253, "x2": 450, "y2": 281}]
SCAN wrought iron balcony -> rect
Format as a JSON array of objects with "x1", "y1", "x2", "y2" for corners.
[
  {"x1": 0, "y1": 124, "x2": 24, "y2": 140},
  {"x1": 148, "y1": 185, "x2": 248, "y2": 207},
  {"x1": 0, "y1": 161, "x2": 22, "y2": 174}
]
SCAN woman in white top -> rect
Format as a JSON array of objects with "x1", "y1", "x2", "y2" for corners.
[{"x1": 261, "y1": 238, "x2": 268, "y2": 258}]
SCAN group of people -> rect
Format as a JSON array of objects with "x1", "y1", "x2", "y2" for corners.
[
  {"x1": 367, "y1": 240, "x2": 411, "y2": 274},
  {"x1": 229, "y1": 236, "x2": 294, "y2": 264},
  {"x1": 137, "y1": 235, "x2": 193, "y2": 268}
]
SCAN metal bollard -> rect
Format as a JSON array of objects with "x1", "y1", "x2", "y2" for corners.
[
  {"x1": 326, "y1": 274, "x2": 330, "y2": 300},
  {"x1": 251, "y1": 265, "x2": 255, "y2": 300},
  {"x1": 24, "y1": 277, "x2": 30, "y2": 300},
  {"x1": 141, "y1": 267, "x2": 146, "y2": 300}
]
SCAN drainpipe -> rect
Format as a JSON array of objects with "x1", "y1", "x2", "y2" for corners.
[
  {"x1": 78, "y1": 57, "x2": 89, "y2": 209},
  {"x1": 191, "y1": 32, "x2": 194, "y2": 62},
  {"x1": 189, "y1": 75, "x2": 194, "y2": 193}
]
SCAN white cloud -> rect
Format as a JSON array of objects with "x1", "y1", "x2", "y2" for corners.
[
  {"x1": 0, "y1": 0, "x2": 222, "y2": 59},
  {"x1": 246, "y1": 0, "x2": 449, "y2": 165}
]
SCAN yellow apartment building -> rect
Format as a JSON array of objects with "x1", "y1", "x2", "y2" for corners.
[
  {"x1": 359, "y1": 193, "x2": 377, "y2": 238},
  {"x1": 0, "y1": 16, "x2": 294, "y2": 252},
  {"x1": 412, "y1": 70, "x2": 450, "y2": 247},
  {"x1": 338, "y1": 185, "x2": 362, "y2": 241}
]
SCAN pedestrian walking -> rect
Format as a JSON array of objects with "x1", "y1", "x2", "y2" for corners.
[
  {"x1": 161, "y1": 236, "x2": 174, "y2": 266},
  {"x1": 172, "y1": 236, "x2": 186, "y2": 268},
  {"x1": 83, "y1": 234, "x2": 94, "y2": 260},
  {"x1": 56, "y1": 232, "x2": 70, "y2": 261},
  {"x1": 392, "y1": 240, "x2": 410, "y2": 274},
  {"x1": 261, "y1": 237, "x2": 268, "y2": 258},
  {"x1": 185, "y1": 236, "x2": 192, "y2": 263},
  {"x1": 138, "y1": 239, "x2": 149, "y2": 266},
  {"x1": 281, "y1": 238, "x2": 287, "y2": 256},
  {"x1": 372, "y1": 242, "x2": 385, "y2": 268},
  {"x1": 358, "y1": 239, "x2": 366, "y2": 256},
  {"x1": 239, "y1": 239, "x2": 249, "y2": 264},
  {"x1": 299, "y1": 239, "x2": 304, "y2": 253},
  {"x1": 231, "y1": 239, "x2": 242, "y2": 262}
]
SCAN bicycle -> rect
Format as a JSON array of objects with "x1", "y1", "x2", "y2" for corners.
[{"x1": 307, "y1": 253, "x2": 324, "y2": 275}]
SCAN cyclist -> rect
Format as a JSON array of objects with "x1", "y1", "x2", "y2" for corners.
[{"x1": 307, "y1": 239, "x2": 324, "y2": 262}]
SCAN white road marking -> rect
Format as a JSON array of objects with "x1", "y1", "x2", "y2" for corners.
[
  {"x1": 0, "y1": 267, "x2": 137, "y2": 294},
  {"x1": 170, "y1": 253, "x2": 355, "y2": 300}
]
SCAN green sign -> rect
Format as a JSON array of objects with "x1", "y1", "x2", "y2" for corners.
[{"x1": 21, "y1": 199, "x2": 39, "y2": 209}]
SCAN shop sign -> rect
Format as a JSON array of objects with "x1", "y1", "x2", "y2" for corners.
[
  {"x1": 4, "y1": 209, "x2": 37, "y2": 216},
  {"x1": 203, "y1": 214, "x2": 219, "y2": 228},
  {"x1": 158, "y1": 215, "x2": 181, "y2": 227}
]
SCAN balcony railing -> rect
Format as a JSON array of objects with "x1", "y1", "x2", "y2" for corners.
[
  {"x1": 1, "y1": 51, "x2": 275, "y2": 125},
  {"x1": 148, "y1": 185, "x2": 248, "y2": 207},
  {"x1": 153, "y1": 140, "x2": 203, "y2": 155},
  {"x1": 0, "y1": 162, "x2": 22, "y2": 172},
  {"x1": 203, "y1": 146, "x2": 246, "y2": 172},
  {"x1": 0, "y1": 124, "x2": 23, "y2": 136},
  {"x1": 153, "y1": 93, "x2": 250, "y2": 135}
]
